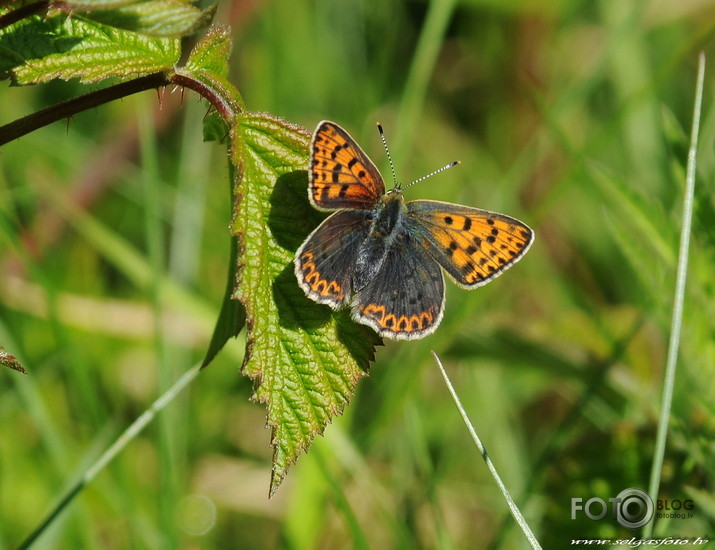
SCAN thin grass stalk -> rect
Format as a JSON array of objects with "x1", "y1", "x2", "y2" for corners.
[
  {"x1": 18, "y1": 363, "x2": 203, "y2": 549},
  {"x1": 644, "y1": 51, "x2": 705, "y2": 538},
  {"x1": 394, "y1": 0, "x2": 457, "y2": 163},
  {"x1": 432, "y1": 351, "x2": 542, "y2": 550},
  {"x1": 138, "y1": 96, "x2": 180, "y2": 548}
]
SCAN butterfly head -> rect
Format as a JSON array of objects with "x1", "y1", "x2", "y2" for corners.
[{"x1": 380, "y1": 186, "x2": 405, "y2": 209}]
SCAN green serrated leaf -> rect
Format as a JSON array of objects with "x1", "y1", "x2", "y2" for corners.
[
  {"x1": 183, "y1": 23, "x2": 229, "y2": 77},
  {"x1": 231, "y1": 112, "x2": 380, "y2": 496},
  {"x1": 201, "y1": 235, "x2": 246, "y2": 369},
  {"x1": 202, "y1": 110, "x2": 228, "y2": 143},
  {"x1": 1, "y1": 13, "x2": 179, "y2": 84},
  {"x1": 176, "y1": 25, "x2": 243, "y2": 115},
  {"x1": 83, "y1": 0, "x2": 217, "y2": 38},
  {"x1": 0, "y1": 346, "x2": 27, "y2": 374},
  {"x1": 202, "y1": 161, "x2": 245, "y2": 369}
]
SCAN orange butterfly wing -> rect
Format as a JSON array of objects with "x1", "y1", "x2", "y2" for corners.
[
  {"x1": 406, "y1": 200, "x2": 534, "y2": 288},
  {"x1": 309, "y1": 121, "x2": 385, "y2": 211}
]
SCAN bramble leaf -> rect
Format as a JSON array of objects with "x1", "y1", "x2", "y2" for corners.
[
  {"x1": 0, "y1": 1, "x2": 379, "y2": 495},
  {"x1": 178, "y1": 25, "x2": 243, "y2": 115},
  {"x1": 77, "y1": 0, "x2": 217, "y2": 38},
  {"x1": 201, "y1": 156, "x2": 245, "y2": 369},
  {"x1": 0, "y1": 12, "x2": 179, "y2": 84},
  {"x1": 183, "y1": 23, "x2": 230, "y2": 77},
  {"x1": 232, "y1": 112, "x2": 380, "y2": 496}
]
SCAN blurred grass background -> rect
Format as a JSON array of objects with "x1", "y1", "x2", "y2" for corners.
[{"x1": 1, "y1": 0, "x2": 715, "y2": 548}]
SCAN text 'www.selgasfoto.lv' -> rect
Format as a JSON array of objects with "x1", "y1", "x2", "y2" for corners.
[{"x1": 571, "y1": 537, "x2": 710, "y2": 547}]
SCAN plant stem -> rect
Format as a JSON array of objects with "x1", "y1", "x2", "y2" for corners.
[
  {"x1": 0, "y1": 1, "x2": 47, "y2": 30},
  {"x1": 0, "y1": 70, "x2": 243, "y2": 147},
  {"x1": 0, "y1": 73, "x2": 170, "y2": 146}
]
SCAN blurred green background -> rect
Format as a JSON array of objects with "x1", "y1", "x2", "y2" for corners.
[{"x1": 2, "y1": 0, "x2": 715, "y2": 548}]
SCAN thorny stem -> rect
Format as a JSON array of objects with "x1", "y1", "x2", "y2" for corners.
[
  {"x1": 0, "y1": 71, "x2": 242, "y2": 147},
  {"x1": 0, "y1": 1, "x2": 47, "y2": 30}
]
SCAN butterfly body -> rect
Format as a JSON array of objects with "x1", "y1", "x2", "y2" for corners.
[
  {"x1": 353, "y1": 189, "x2": 408, "y2": 291},
  {"x1": 295, "y1": 121, "x2": 534, "y2": 340}
]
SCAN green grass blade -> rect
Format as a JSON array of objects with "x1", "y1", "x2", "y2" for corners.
[
  {"x1": 394, "y1": 0, "x2": 456, "y2": 163},
  {"x1": 432, "y1": 351, "x2": 542, "y2": 550},
  {"x1": 17, "y1": 362, "x2": 203, "y2": 549},
  {"x1": 137, "y1": 97, "x2": 180, "y2": 549},
  {"x1": 644, "y1": 51, "x2": 705, "y2": 538}
]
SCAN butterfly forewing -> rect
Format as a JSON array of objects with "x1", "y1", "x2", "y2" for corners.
[
  {"x1": 407, "y1": 200, "x2": 534, "y2": 288},
  {"x1": 310, "y1": 121, "x2": 385, "y2": 211}
]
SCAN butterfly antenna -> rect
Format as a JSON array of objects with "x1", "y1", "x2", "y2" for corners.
[
  {"x1": 377, "y1": 122, "x2": 400, "y2": 189},
  {"x1": 403, "y1": 160, "x2": 461, "y2": 191}
]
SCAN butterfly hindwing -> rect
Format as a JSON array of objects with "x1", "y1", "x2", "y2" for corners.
[
  {"x1": 406, "y1": 200, "x2": 534, "y2": 288},
  {"x1": 310, "y1": 121, "x2": 385, "y2": 211},
  {"x1": 294, "y1": 209, "x2": 373, "y2": 308},
  {"x1": 353, "y1": 232, "x2": 445, "y2": 340}
]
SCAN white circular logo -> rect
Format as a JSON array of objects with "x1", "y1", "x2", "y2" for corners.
[{"x1": 616, "y1": 488, "x2": 654, "y2": 529}]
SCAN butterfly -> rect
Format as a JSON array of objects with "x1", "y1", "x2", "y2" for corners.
[{"x1": 294, "y1": 121, "x2": 534, "y2": 340}]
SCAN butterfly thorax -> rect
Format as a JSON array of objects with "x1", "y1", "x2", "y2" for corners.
[
  {"x1": 372, "y1": 188, "x2": 405, "y2": 237},
  {"x1": 352, "y1": 189, "x2": 408, "y2": 292}
]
